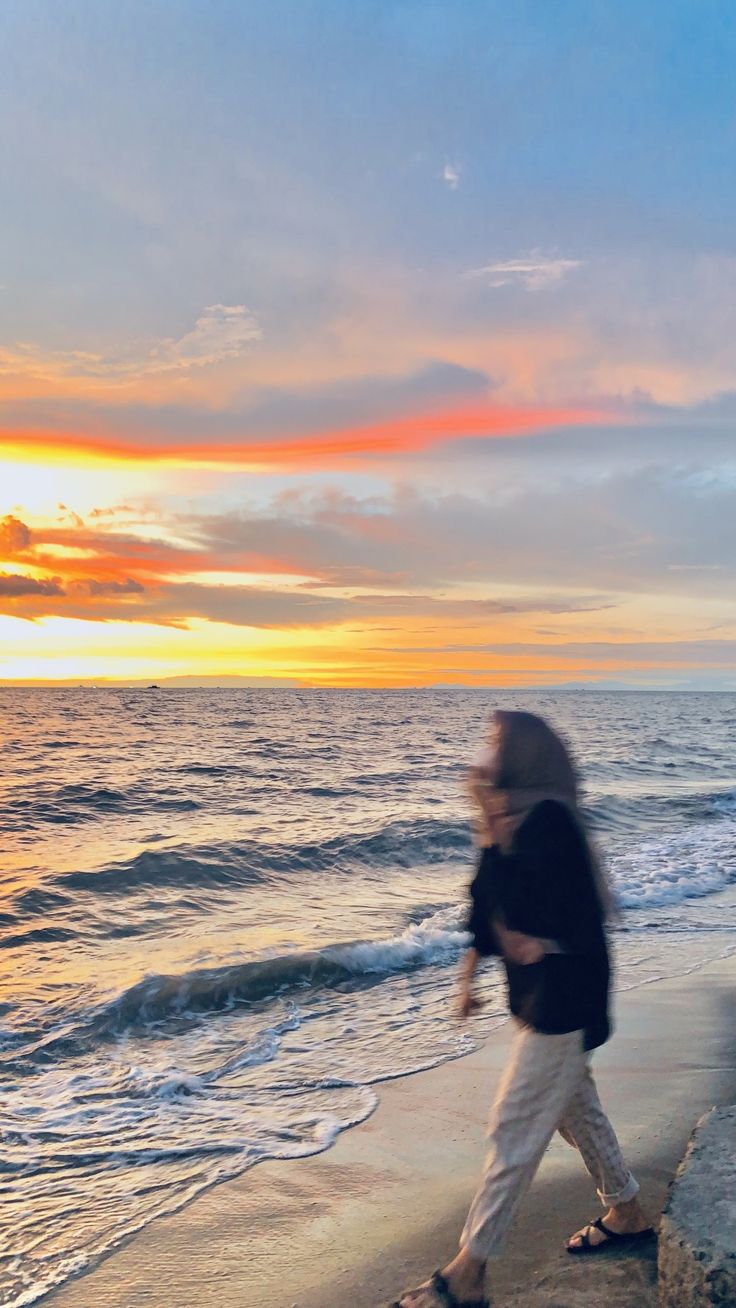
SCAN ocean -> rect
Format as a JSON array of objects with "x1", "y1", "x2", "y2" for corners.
[{"x1": 1, "y1": 687, "x2": 735, "y2": 1306}]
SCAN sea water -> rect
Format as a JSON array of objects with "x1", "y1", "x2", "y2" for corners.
[{"x1": 1, "y1": 688, "x2": 735, "y2": 1304}]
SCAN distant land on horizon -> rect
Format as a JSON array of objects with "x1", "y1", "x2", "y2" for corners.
[{"x1": 1, "y1": 677, "x2": 734, "y2": 692}]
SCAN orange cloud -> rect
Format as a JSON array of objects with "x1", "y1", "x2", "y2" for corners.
[
  {"x1": 0, "y1": 401, "x2": 612, "y2": 471},
  {"x1": 0, "y1": 514, "x2": 32, "y2": 554}
]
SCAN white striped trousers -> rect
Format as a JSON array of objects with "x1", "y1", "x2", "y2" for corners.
[{"x1": 461, "y1": 1024, "x2": 639, "y2": 1260}]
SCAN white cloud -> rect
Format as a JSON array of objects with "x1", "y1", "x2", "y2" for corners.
[
  {"x1": 146, "y1": 304, "x2": 262, "y2": 372},
  {"x1": 442, "y1": 161, "x2": 461, "y2": 190},
  {"x1": 464, "y1": 251, "x2": 583, "y2": 291},
  {"x1": 0, "y1": 305, "x2": 262, "y2": 382}
]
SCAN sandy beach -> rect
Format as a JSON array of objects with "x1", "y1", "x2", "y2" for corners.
[{"x1": 46, "y1": 950, "x2": 736, "y2": 1308}]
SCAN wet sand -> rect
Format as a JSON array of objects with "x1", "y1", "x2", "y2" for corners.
[{"x1": 48, "y1": 953, "x2": 736, "y2": 1308}]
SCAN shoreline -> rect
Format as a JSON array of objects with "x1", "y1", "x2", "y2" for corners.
[{"x1": 47, "y1": 950, "x2": 736, "y2": 1308}]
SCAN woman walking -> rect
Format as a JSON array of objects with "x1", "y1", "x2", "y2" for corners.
[{"x1": 392, "y1": 709, "x2": 652, "y2": 1308}]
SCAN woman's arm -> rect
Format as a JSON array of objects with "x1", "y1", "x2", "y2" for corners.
[
  {"x1": 457, "y1": 926, "x2": 549, "y2": 1020},
  {"x1": 457, "y1": 947, "x2": 484, "y2": 1018},
  {"x1": 467, "y1": 846, "x2": 556, "y2": 976},
  {"x1": 513, "y1": 802, "x2": 605, "y2": 954}
]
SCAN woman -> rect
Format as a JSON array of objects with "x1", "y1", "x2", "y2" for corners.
[{"x1": 392, "y1": 710, "x2": 652, "y2": 1308}]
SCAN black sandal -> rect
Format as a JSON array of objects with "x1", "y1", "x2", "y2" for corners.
[
  {"x1": 566, "y1": 1216, "x2": 656, "y2": 1255},
  {"x1": 391, "y1": 1269, "x2": 490, "y2": 1307}
]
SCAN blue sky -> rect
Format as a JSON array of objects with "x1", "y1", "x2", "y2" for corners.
[{"x1": 5, "y1": 0, "x2": 736, "y2": 339}]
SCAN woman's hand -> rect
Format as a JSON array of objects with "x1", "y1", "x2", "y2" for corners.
[
  {"x1": 458, "y1": 983, "x2": 484, "y2": 1020},
  {"x1": 494, "y1": 920, "x2": 546, "y2": 965}
]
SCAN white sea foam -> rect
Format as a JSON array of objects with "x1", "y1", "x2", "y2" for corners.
[
  {"x1": 328, "y1": 906, "x2": 468, "y2": 974},
  {"x1": 610, "y1": 818, "x2": 736, "y2": 909}
]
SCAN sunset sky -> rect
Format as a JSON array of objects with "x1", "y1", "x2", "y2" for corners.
[{"x1": 2, "y1": 1, "x2": 736, "y2": 687}]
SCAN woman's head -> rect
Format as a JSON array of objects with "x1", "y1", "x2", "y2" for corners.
[
  {"x1": 478, "y1": 709, "x2": 615, "y2": 921},
  {"x1": 490, "y1": 710, "x2": 578, "y2": 803}
]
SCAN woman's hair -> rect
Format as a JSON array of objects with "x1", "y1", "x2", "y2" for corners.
[{"x1": 492, "y1": 709, "x2": 578, "y2": 801}]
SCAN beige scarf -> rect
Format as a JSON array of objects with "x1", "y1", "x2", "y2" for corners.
[{"x1": 468, "y1": 709, "x2": 616, "y2": 923}]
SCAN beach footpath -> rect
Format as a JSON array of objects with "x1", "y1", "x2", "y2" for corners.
[{"x1": 48, "y1": 954, "x2": 736, "y2": 1308}]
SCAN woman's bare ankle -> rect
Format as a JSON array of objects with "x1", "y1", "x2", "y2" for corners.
[
  {"x1": 442, "y1": 1248, "x2": 486, "y2": 1298},
  {"x1": 607, "y1": 1196, "x2": 648, "y2": 1231}
]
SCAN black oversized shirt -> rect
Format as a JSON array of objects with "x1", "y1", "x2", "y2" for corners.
[{"x1": 467, "y1": 799, "x2": 611, "y2": 1050}]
